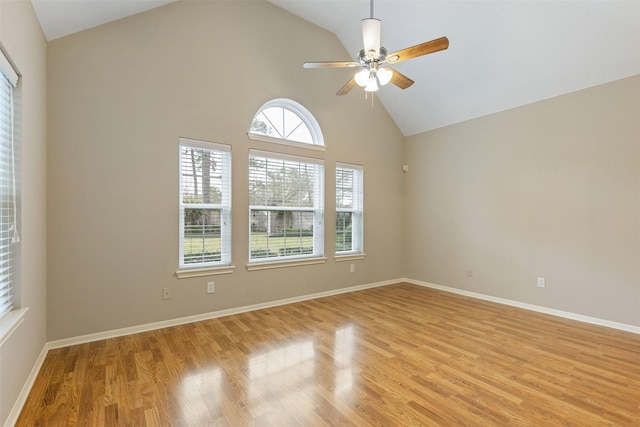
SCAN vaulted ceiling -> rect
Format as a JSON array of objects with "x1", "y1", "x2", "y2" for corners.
[{"x1": 31, "y1": 0, "x2": 640, "y2": 136}]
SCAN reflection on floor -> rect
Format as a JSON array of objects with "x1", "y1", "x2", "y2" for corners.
[{"x1": 17, "y1": 283, "x2": 640, "y2": 425}]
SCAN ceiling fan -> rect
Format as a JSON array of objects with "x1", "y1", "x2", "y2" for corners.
[{"x1": 303, "y1": 0, "x2": 449, "y2": 95}]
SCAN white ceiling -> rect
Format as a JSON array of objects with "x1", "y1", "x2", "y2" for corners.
[
  {"x1": 32, "y1": 0, "x2": 640, "y2": 136},
  {"x1": 31, "y1": 0, "x2": 177, "y2": 41}
]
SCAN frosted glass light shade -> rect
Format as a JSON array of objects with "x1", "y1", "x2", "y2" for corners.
[
  {"x1": 364, "y1": 76, "x2": 379, "y2": 92},
  {"x1": 354, "y1": 69, "x2": 370, "y2": 87},
  {"x1": 377, "y1": 67, "x2": 393, "y2": 85}
]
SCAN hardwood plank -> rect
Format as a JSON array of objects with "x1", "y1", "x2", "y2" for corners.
[{"x1": 17, "y1": 283, "x2": 640, "y2": 426}]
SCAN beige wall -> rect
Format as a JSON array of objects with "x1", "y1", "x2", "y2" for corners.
[
  {"x1": 0, "y1": 0, "x2": 48, "y2": 424},
  {"x1": 47, "y1": 1, "x2": 405, "y2": 340},
  {"x1": 404, "y1": 75, "x2": 640, "y2": 326}
]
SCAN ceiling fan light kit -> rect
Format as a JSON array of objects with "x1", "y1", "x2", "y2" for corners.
[
  {"x1": 364, "y1": 75, "x2": 379, "y2": 92},
  {"x1": 303, "y1": 0, "x2": 449, "y2": 96},
  {"x1": 376, "y1": 67, "x2": 392, "y2": 86}
]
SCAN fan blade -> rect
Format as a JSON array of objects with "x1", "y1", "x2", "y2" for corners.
[
  {"x1": 304, "y1": 61, "x2": 359, "y2": 69},
  {"x1": 336, "y1": 78, "x2": 357, "y2": 96},
  {"x1": 386, "y1": 37, "x2": 449, "y2": 64},
  {"x1": 387, "y1": 67, "x2": 414, "y2": 89}
]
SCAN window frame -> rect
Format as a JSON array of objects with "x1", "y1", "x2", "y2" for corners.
[
  {"x1": 248, "y1": 98, "x2": 325, "y2": 151},
  {"x1": 177, "y1": 138, "x2": 234, "y2": 277},
  {"x1": 0, "y1": 46, "x2": 26, "y2": 348},
  {"x1": 248, "y1": 149, "x2": 325, "y2": 269},
  {"x1": 335, "y1": 163, "x2": 365, "y2": 259}
]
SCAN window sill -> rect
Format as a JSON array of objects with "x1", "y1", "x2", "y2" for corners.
[
  {"x1": 247, "y1": 133, "x2": 326, "y2": 152},
  {"x1": 0, "y1": 307, "x2": 29, "y2": 348},
  {"x1": 247, "y1": 257, "x2": 327, "y2": 271},
  {"x1": 335, "y1": 253, "x2": 367, "y2": 262},
  {"x1": 176, "y1": 265, "x2": 236, "y2": 279}
]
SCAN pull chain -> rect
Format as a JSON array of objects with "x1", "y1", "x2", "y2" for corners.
[{"x1": 364, "y1": 90, "x2": 375, "y2": 108}]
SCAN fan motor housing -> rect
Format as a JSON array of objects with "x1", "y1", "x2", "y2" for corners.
[{"x1": 358, "y1": 47, "x2": 387, "y2": 66}]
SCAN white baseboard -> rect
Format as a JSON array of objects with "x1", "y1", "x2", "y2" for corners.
[
  {"x1": 4, "y1": 342, "x2": 50, "y2": 427},
  {"x1": 6, "y1": 277, "x2": 638, "y2": 426},
  {"x1": 405, "y1": 278, "x2": 640, "y2": 335},
  {"x1": 48, "y1": 278, "x2": 399, "y2": 349},
  {"x1": 6, "y1": 279, "x2": 396, "y2": 426},
  {"x1": 46, "y1": 277, "x2": 640, "y2": 349}
]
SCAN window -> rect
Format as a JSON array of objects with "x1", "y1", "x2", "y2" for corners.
[
  {"x1": 248, "y1": 99, "x2": 325, "y2": 150},
  {"x1": 249, "y1": 150, "x2": 324, "y2": 263},
  {"x1": 336, "y1": 163, "x2": 363, "y2": 255},
  {"x1": 0, "y1": 49, "x2": 19, "y2": 320},
  {"x1": 179, "y1": 139, "x2": 231, "y2": 270}
]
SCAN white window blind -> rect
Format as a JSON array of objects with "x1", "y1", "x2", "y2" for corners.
[
  {"x1": 336, "y1": 163, "x2": 363, "y2": 254},
  {"x1": 179, "y1": 139, "x2": 231, "y2": 268},
  {"x1": 249, "y1": 149, "x2": 324, "y2": 261},
  {"x1": 0, "y1": 48, "x2": 19, "y2": 319}
]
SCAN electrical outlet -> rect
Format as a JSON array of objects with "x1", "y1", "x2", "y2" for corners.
[
  {"x1": 162, "y1": 287, "x2": 171, "y2": 300},
  {"x1": 350, "y1": 263, "x2": 355, "y2": 273},
  {"x1": 466, "y1": 269, "x2": 473, "y2": 278},
  {"x1": 207, "y1": 281, "x2": 215, "y2": 293},
  {"x1": 537, "y1": 277, "x2": 546, "y2": 288}
]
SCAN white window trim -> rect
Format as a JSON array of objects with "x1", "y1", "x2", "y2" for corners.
[
  {"x1": 247, "y1": 257, "x2": 327, "y2": 271},
  {"x1": 247, "y1": 132, "x2": 326, "y2": 152},
  {"x1": 334, "y1": 253, "x2": 367, "y2": 262},
  {"x1": 0, "y1": 49, "x2": 18, "y2": 87},
  {"x1": 178, "y1": 138, "x2": 232, "y2": 272},
  {"x1": 0, "y1": 307, "x2": 27, "y2": 349},
  {"x1": 250, "y1": 149, "x2": 323, "y2": 166},
  {"x1": 175, "y1": 265, "x2": 236, "y2": 279},
  {"x1": 0, "y1": 47, "x2": 20, "y2": 325}
]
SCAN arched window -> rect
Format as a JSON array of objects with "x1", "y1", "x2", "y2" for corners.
[{"x1": 248, "y1": 98, "x2": 324, "y2": 149}]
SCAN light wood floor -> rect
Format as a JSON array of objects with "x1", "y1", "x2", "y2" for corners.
[{"x1": 18, "y1": 283, "x2": 640, "y2": 426}]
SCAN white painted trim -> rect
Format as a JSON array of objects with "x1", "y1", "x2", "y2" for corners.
[
  {"x1": 246, "y1": 257, "x2": 327, "y2": 271},
  {"x1": 48, "y1": 278, "x2": 400, "y2": 349},
  {"x1": 176, "y1": 265, "x2": 235, "y2": 279},
  {"x1": 248, "y1": 133, "x2": 327, "y2": 152},
  {"x1": 179, "y1": 137, "x2": 231, "y2": 153},
  {"x1": 0, "y1": 46, "x2": 19, "y2": 87},
  {"x1": 405, "y1": 278, "x2": 640, "y2": 335},
  {"x1": 0, "y1": 307, "x2": 28, "y2": 349},
  {"x1": 334, "y1": 253, "x2": 366, "y2": 262},
  {"x1": 4, "y1": 342, "x2": 50, "y2": 427}
]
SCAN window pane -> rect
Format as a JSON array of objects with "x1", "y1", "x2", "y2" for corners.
[
  {"x1": 287, "y1": 124, "x2": 313, "y2": 144},
  {"x1": 262, "y1": 107, "x2": 284, "y2": 138},
  {"x1": 249, "y1": 157, "x2": 315, "y2": 208},
  {"x1": 336, "y1": 168, "x2": 354, "y2": 209},
  {"x1": 283, "y1": 109, "x2": 302, "y2": 138},
  {"x1": 181, "y1": 147, "x2": 225, "y2": 204},
  {"x1": 183, "y1": 208, "x2": 222, "y2": 264},
  {"x1": 250, "y1": 210, "x2": 315, "y2": 259},
  {"x1": 336, "y1": 212, "x2": 353, "y2": 252},
  {"x1": 251, "y1": 112, "x2": 277, "y2": 138}
]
